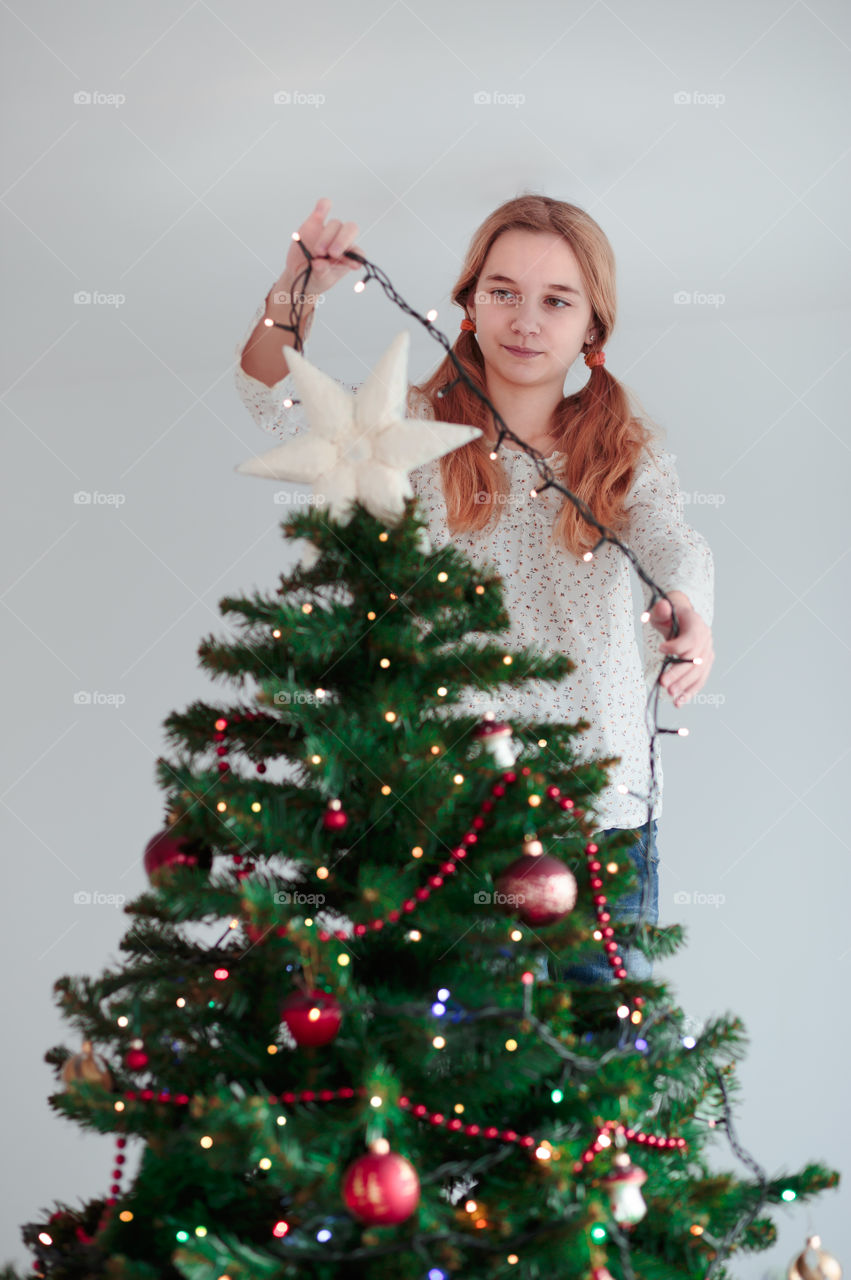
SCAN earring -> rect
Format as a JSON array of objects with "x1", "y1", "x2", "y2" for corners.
[{"x1": 460, "y1": 316, "x2": 476, "y2": 333}]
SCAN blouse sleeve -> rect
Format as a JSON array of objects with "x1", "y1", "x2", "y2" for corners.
[
  {"x1": 234, "y1": 296, "x2": 429, "y2": 440},
  {"x1": 623, "y1": 443, "x2": 715, "y2": 688},
  {"x1": 233, "y1": 296, "x2": 359, "y2": 442}
]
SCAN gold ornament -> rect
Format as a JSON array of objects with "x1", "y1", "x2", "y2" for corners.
[
  {"x1": 788, "y1": 1236, "x2": 842, "y2": 1280},
  {"x1": 60, "y1": 1040, "x2": 113, "y2": 1091}
]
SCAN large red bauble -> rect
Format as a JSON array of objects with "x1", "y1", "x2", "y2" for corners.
[
  {"x1": 495, "y1": 852, "x2": 578, "y2": 926},
  {"x1": 143, "y1": 829, "x2": 210, "y2": 885},
  {"x1": 280, "y1": 990, "x2": 342, "y2": 1047},
  {"x1": 342, "y1": 1147, "x2": 420, "y2": 1224}
]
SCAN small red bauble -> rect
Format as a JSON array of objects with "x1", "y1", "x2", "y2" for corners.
[
  {"x1": 495, "y1": 840, "x2": 578, "y2": 926},
  {"x1": 143, "y1": 828, "x2": 210, "y2": 885},
  {"x1": 124, "y1": 1039, "x2": 149, "y2": 1071},
  {"x1": 280, "y1": 990, "x2": 342, "y2": 1047},
  {"x1": 342, "y1": 1140, "x2": 420, "y2": 1224},
  {"x1": 322, "y1": 800, "x2": 349, "y2": 831}
]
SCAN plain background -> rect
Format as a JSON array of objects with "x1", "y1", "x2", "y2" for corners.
[{"x1": 2, "y1": 1, "x2": 849, "y2": 1274}]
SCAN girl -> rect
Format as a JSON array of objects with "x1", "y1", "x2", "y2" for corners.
[{"x1": 235, "y1": 195, "x2": 715, "y2": 983}]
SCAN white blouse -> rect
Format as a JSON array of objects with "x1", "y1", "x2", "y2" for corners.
[{"x1": 233, "y1": 300, "x2": 715, "y2": 834}]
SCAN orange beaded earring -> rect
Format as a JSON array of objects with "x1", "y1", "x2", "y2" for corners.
[{"x1": 460, "y1": 317, "x2": 476, "y2": 332}]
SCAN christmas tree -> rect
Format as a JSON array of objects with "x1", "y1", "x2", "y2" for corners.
[{"x1": 7, "y1": 491, "x2": 840, "y2": 1280}]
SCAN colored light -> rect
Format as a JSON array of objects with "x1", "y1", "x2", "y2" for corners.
[
  {"x1": 431, "y1": 1002, "x2": 446, "y2": 1016},
  {"x1": 781, "y1": 1188, "x2": 797, "y2": 1202},
  {"x1": 213, "y1": 968, "x2": 228, "y2": 981},
  {"x1": 273, "y1": 1220, "x2": 289, "y2": 1238},
  {"x1": 682, "y1": 1035, "x2": 696, "y2": 1049},
  {"x1": 259, "y1": 1158, "x2": 272, "y2": 1170},
  {"x1": 551, "y1": 1089, "x2": 564, "y2": 1103},
  {"x1": 433, "y1": 1036, "x2": 446, "y2": 1049},
  {"x1": 176, "y1": 1230, "x2": 189, "y2": 1242},
  {"x1": 317, "y1": 1229, "x2": 332, "y2": 1242},
  {"x1": 590, "y1": 1225, "x2": 607, "y2": 1242},
  {"x1": 437, "y1": 987, "x2": 450, "y2": 1000},
  {"x1": 635, "y1": 1038, "x2": 648, "y2": 1052},
  {"x1": 195, "y1": 1226, "x2": 207, "y2": 1237},
  {"x1": 200, "y1": 1136, "x2": 213, "y2": 1148}
]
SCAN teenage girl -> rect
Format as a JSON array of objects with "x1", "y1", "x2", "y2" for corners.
[{"x1": 235, "y1": 195, "x2": 715, "y2": 983}]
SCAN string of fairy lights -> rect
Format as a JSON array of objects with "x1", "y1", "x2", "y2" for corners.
[{"x1": 269, "y1": 233, "x2": 702, "y2": 942}]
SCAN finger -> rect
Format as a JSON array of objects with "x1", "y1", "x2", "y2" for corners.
[{"x1": 325, "y1": 222, "x2": 360, "y2": 258}]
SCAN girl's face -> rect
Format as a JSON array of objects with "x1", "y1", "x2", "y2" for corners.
[{"x1": 467, "y1": 229, "x2": 597, "y2": 386}]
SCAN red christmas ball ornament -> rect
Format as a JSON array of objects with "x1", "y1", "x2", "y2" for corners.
[
  {"x1": 280, "y1": 990, "x2": 342, "y2": 1047},
  {"x1": 342, "y1": 1138, "x2": 420, "y2": 1224},
  {"x1": 143, "y1": 827, "x2": 210, "y2": 885},
  {"x1": 124, "y1": 1039, "x2": 149, "y2": 1071},
  {"x1": 322, "y1": 799, "x2": 348, "y2": 831},
  {"x1": 495, "y1": 837, "x2": 578, "y2": 926}
]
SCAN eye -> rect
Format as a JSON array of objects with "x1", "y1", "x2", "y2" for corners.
[
  {"x1": 491, "y1": 288, "x2": 514, "y2": 301},
  {"x1": 546, "y1": 297, "x2": 571, "y2": 308}
]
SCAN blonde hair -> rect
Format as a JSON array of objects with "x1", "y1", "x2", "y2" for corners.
[{"x1": 411, "y1": 193, "x2": 660, "y2": 557}]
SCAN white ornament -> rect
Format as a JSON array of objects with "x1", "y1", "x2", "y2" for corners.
[{"x1": 236, "y1": 331, "x2": 481, "y2": 525}]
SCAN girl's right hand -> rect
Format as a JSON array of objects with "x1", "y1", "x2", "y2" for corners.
[{"x1": 274, "y1": 197, "x2": 363, "y2": 306}]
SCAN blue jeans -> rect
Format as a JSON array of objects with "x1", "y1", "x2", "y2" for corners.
[{"x1": 558, "y1": 819, "x2": 660, "y2": 984}]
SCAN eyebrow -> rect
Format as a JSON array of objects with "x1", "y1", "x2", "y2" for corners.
[{"x1": 482, "y1": 273, "x2": 582, "y2": 297}]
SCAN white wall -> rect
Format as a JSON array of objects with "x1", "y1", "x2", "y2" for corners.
[{"x1": 3, "y1": 1, "x2": 848, "y2": 1274}]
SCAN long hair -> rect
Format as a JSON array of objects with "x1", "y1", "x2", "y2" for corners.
[{"x1": 410, "y1": 194, "x2": 661, "y2": 557}]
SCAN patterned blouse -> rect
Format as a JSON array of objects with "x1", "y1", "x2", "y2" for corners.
[{"x1": 233, "y1": 300, "x2": 715, "y2": 833}]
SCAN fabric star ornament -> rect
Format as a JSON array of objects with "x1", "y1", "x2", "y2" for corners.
[{"x1": 235, "y1": 331, "x2": 481, "y2": 525}]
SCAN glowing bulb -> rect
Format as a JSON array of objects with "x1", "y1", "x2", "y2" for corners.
[
  {"x1": 37, "y1": 1233, "x2": 53, "y2": 1246},
  {"x1": 195, "y1": 1226, "x2": 208, "y2": 1237},
  {"x1": 117, "y1": 1015, "x2": 129, "y2": 1027},
  {"x1": 381, "y1": 784, "x2": 391, "y2": 795},
  {"x1": 682, "y1": 1035, "x2": 696, "y2": 1049},
  {"x1": 503, "y1": 655, "x2": 513, "y2": 665},
  {"x1": 505, "y1": 1038, "x2": 518, "y2": 1051},
  {"x1": 598, "y1": 1133, "x2": 611, "y2": 1147},
  {"x1": 119, "y1": 1211, "x2": 133, "y2": 1222},
  {"x1": 200, "y1": 1136, "x2": 213, "y2": 1148},
  {"x1": 780, "y1": 1188, "x2": 797, "y2": 1202},
  {"x1": 475, "y1": 584, "x2": 485, "y2": 594},
  {"x1": 308, "y1": 1007, "x2": 321, "y2": 1022},
  {"x1": 432, "y1": 1035, "x2": 446, "y2": 1049},
  {"x1": 301, "y1": 602, "x2": 312, "y2": 614},
  {"x1": 273, "y1": 1220, "x2": 289, "y2": 1237},
  {"x1": 437, "y1": 987, "x2": 450, "y2": 1000},
  {"x1": 277, "y1": 1115, "x2": 287, "y2": 1126},
  {"x1": 337, "y1": 954, "x2": 350, "y2": 966},
  {"x1": 407, "y1": 930, "x2": 422, "y2": 941},
  {"x1": 437, "y1": 571, "x2": 448, "y2": 582},
  {"x1": 316, "y1": 866, "x2": 329, "y2": 879},
  {"x1": 379, "y1": 658, "x2": 390, "y2": 668},
  {"x1": 114, "y1": 1100, "x2": 125, "y2": 1112},
  {"x1": 214, "y1": 968, "x2": 229, "y2": 981},
  {"x1": 310, "y1": 753, "x2": 322, "y2": 763},
  {"x1": 616, "y1": 1004, "x2": 630, "y2": 1019},
  {"x1": 370, "y1": 1096, "x2": 383, "y2": 1108},
  {"x1": 510, "y1": 928, "x2": 522, "y2": 941},
  {"x1": 550, "y1": 1088, "x2": 563, "y2": 1103},
  {"x1": 535, "y1": 1145, "x2": 551, "y2": 1159},
  {"x1": 453, "y1": 773, "x2": 464, "y2": 784},
  {"x1": 465, "y1": 1200, "x2": 477, "y2": 1213},
  {"x1": 216, "y1": 801, "x2": 227, "y2": 812},
  {"x1": 367, "y1": 611, "x2": 376, "y2": 620},
  {"x1": 384, "y1": 711, "x2": 397, "y2": 722},
  {"x1": 437, "y1": 686, "x2": 447, "y2": 696},
  {"x1": 411, "y1": 846, "x2": 424, "y2": 858},
  {"x1": 583, "y1": 551, "x2": 593, "y2": 561},
  {"x1": 379, "y1": 532, "x2": 388, "y2": 542},
  {"x1": 259, "y1": 1157, "x2": 272, "y2": 1170}
]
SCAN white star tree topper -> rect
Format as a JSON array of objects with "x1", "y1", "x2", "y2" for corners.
[{"x1": 235, "y1": 331, "x2": 481, "y2": 525}]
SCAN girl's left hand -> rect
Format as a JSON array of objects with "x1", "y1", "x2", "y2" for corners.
[{"x1": 648, "y1": 591, "x2": 714, "y2": 707}]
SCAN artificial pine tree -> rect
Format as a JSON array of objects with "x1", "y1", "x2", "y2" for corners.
[{"x1": 8, "y1": 496, "x2": 839, "y2": 1280}]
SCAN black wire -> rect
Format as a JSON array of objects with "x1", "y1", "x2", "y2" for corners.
[{"x1": 271, "y1": 236, "x2": 698, "y2": 964}]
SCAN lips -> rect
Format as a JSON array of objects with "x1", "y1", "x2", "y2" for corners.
[{"x1": 503, "y1": 345, "x2": 542, "y2": 356}]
